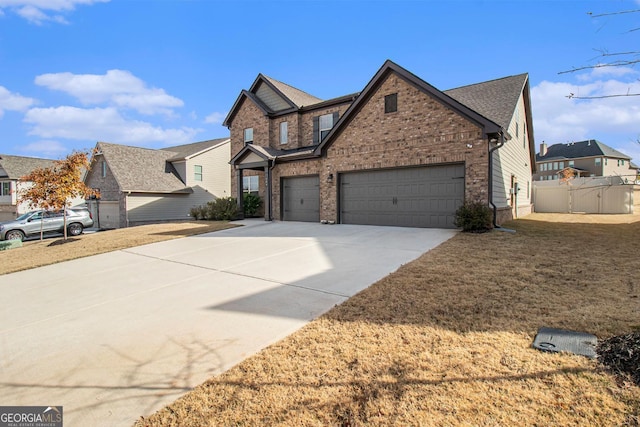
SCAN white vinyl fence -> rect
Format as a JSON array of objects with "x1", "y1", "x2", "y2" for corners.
[{"x1": 533, "y1": 177, "x2": 637, "y2": 214}]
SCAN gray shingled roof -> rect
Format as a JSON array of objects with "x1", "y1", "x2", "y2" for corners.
[
  {"x1": 262, "y1": 75, "x2": 323, "y2": 108},
  {"x1": 536, "y1": 140, "x2": 631, "y2": 162},
  {"x1": 0, "y1": 154, "x2": 56, "y2": 179},
  {"x1": 444, "y1": 73, "x2": 528, "y2": 129},
  {"x1": 163, "y1": 137, "x2": 229, "y2": 161},
  {"x1": 97, "y1": 142, "x2": 191, "y2": 193}
]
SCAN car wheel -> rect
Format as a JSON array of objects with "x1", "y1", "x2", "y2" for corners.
[
  {"x1": 5, "y1": 230, "x2": 25, "y2": 241},
  {"x1": 68, "y1": 223, "x2": 84, "y2": 236}
]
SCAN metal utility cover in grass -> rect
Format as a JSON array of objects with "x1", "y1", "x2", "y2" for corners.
[{"x1": 533, "y1": 327, "x2": 597, "y2": 358}]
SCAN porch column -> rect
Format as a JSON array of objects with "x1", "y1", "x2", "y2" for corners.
[
  {"x1": 264, "y1": 165, "x2": 272, "y2": 221},
  {"x1": 236, "y1": 168, "x2": 244, "y2": 218}
]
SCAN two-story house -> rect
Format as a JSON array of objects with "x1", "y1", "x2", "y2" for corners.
[
  {"x1": 0, "y1": 154, "x2": 57, "y2": 221},
  {"x1": 535, "y1": 140, "x2": 636, "y2": 182},
  {"x1": 225, "y1": 60, "x2": 536, "y2": 228},
  {"x1": 84, "y1": 138, "x2": 230, "y2": 228}
]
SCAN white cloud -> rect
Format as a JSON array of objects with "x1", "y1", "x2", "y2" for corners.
[
  {"x1": 531, "y1": 78, "x2": 640, "y2": 144},
  {"x1": 204, "y1": 111, "x2": 226, "y2": 125},
  {"x1": 24, "y1": 106, "x2": 200, "y2": 145},
  {"x1": 573, "y1": 65, "x2": 639, "y2": 82},
  {"x1": 0, "y1": 0, "x2": 109, "y2": 24},
  {"x1": 20, "y1": 140, "x2": 69, "y2": 157},
  {"x1": 35, "y1": 70, "x2": 184, "y2": 115},
  {"x1": 0, "y1": 86, "x2": 36, "y2": 118}
]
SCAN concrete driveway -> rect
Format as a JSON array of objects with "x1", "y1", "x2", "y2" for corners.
[{"x1": 0, "y1": 220, "x2": 456, "y2": 426}]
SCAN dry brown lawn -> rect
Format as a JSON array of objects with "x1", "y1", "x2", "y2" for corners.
[
  {"x1": 2, "y1": 215, "x2": 638, "y2": 425},
  {"x1": 0, "y1": 221, "x2": 237, "y2": 276},
  {"x1": 134, "y1": 213, "x2": 640, "y2": 427}
]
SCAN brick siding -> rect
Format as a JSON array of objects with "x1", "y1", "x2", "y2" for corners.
[{"x1": 231, "y1": 72, "x2": 492, "y2": 224}]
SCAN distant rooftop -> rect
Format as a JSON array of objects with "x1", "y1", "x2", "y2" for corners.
[
  {"x1": 536, "y1": 140, "x2": 631, "y2": 162},
  {"x1": 0, "y1": 154, "x2": 56, "y2": 179}
]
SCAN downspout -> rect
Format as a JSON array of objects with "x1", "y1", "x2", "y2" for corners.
[
  {"x1": 488, "y1": 132, "x2": 505, "y2": 228},
  {"x1": 125, "y1": 191, "x2": 131, "y2": 228}
]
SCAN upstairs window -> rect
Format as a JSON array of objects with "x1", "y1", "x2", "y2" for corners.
[
  {"x1": 101, "y1": 161, "x2": 107, "y2": 178},
  {"x1": 0, "y1": 181, "x2": 10, "y2": 196},
  {"x1": 595, "y1": 157, "x2": 601, "y2": 166},
  {"x1": 313, "y1": 112, "x2": 339, "y2": 144},
  {"x1": 194, "y1": 165, "x2": 203, "y2": 181},
  {"x1": 244, "y1": 128, "x2": 254, "y2": 144},
  {"x1": 618, "y1": 159, "x2": 625, "y2": 166},
  {"x1": 568, "y1": 160, "x2": 574, "y2": 167},
  {"x1": 384, "y1": 93, "x2": 397, "y2": 113},
  {"x1": 279, "y1": 122, "x2": 288, "y2": 145},
  {"x1": 319, "y1": 114, "x2": 333, "y2": 140}
]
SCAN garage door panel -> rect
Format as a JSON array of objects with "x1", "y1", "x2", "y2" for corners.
[
  {"x1": 282, "y1": 176, "x2": 320, "y2": 223},
  {"x1": 340, "y1": 164, "x2": 464, "y2": 228}
]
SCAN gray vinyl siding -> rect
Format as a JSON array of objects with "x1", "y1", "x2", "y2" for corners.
[
  {"x1": 492, "y1": 94, "x2": 533, "y2": 209},
  {"x1": 172, "y1": 161, "x2": 187, "y2": 183},
  {"x1": 256, "y1": 83, "x2": 290, "y2": 111},
  {"x1": 126, "y1": 187, "x2": 219, "y2": 224},
  {"x1": 185, "y1": 141, "x2": 231, "y2": 198}
]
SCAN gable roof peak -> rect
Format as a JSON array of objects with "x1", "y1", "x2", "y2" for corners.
[
  {"x1": 314, "y1": 59, "x2": 503, "y2": 156},
  {"x1": 257, "y1": 74, "x2": 323, "y2": 108}
]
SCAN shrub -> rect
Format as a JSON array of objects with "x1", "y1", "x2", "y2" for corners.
[
  {"x1": 205, "y1": 197, "x2": 240, "y2": 221},
  {"x1": 454, "y1": 201, "x2": 493, "y2": 232},
  {"x1": 191, "y1": 197, "x2": 240, "y2": 221},
  {"x1": 189, "y1": 205, "x2": 206, "y2": 220},
  {"x1": 243, "y1": 193, "x2": 262, "y2": 217}
]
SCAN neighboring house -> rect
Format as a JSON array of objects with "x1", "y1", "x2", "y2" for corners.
[
  {"x1": 0, "y1": 154, "x2": 56, "y2": 221},
  {"x1": 535, "y1": 140, "x2": 637, "y2": 183},
  {"x1": 84, "y1": 138, "x2": 230, "y2": 228},
  {"x1": 224, "y1": 60, "x2": 535, "y2": 228}
]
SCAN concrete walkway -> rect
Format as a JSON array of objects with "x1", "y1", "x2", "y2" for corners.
[{"x1": 0, "y1": 220, "x2": 456, "y2": 426}]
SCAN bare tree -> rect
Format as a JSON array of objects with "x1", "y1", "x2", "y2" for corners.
[{"x1": 560, "y1": 9, "x2": 640, "y2": 99}]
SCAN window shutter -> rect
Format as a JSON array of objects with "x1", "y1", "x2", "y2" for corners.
[{"x1": 313, "y1": 116, "x2": 319, "y2": 144}]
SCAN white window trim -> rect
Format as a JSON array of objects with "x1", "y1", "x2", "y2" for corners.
[{"x1": 243, "y1": 175, "x2": 259, "y2": 193}]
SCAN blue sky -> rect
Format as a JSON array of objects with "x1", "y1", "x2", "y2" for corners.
[{"x1": 1, "y1": 0, "x2": 639, "y2": 163}]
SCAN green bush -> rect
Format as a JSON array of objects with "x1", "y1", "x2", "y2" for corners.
[
  {"x1": 205, "y1": 197, "x2": 240, "y2": 221},
  {"x1": 243, "y1": 193, "x2": 262, "y2": 217},
  {"x1": 191, "y1": 197, "x2": 240, "y2": 221},
  {"x1": 189, "y1": 205, "x2": 206, "y2": 220},
  {"x1": 454, "y1": 201, "x2": 493, "y2": 232}
]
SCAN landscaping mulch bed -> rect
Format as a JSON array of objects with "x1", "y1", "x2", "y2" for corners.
[{"x1": 598, "y1": 332, "x2": 640, "y2": 387}]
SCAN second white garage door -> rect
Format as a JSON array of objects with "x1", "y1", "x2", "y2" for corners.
[{"x1": 340, "y1": 164, "x2": 465, "y2": 228}]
